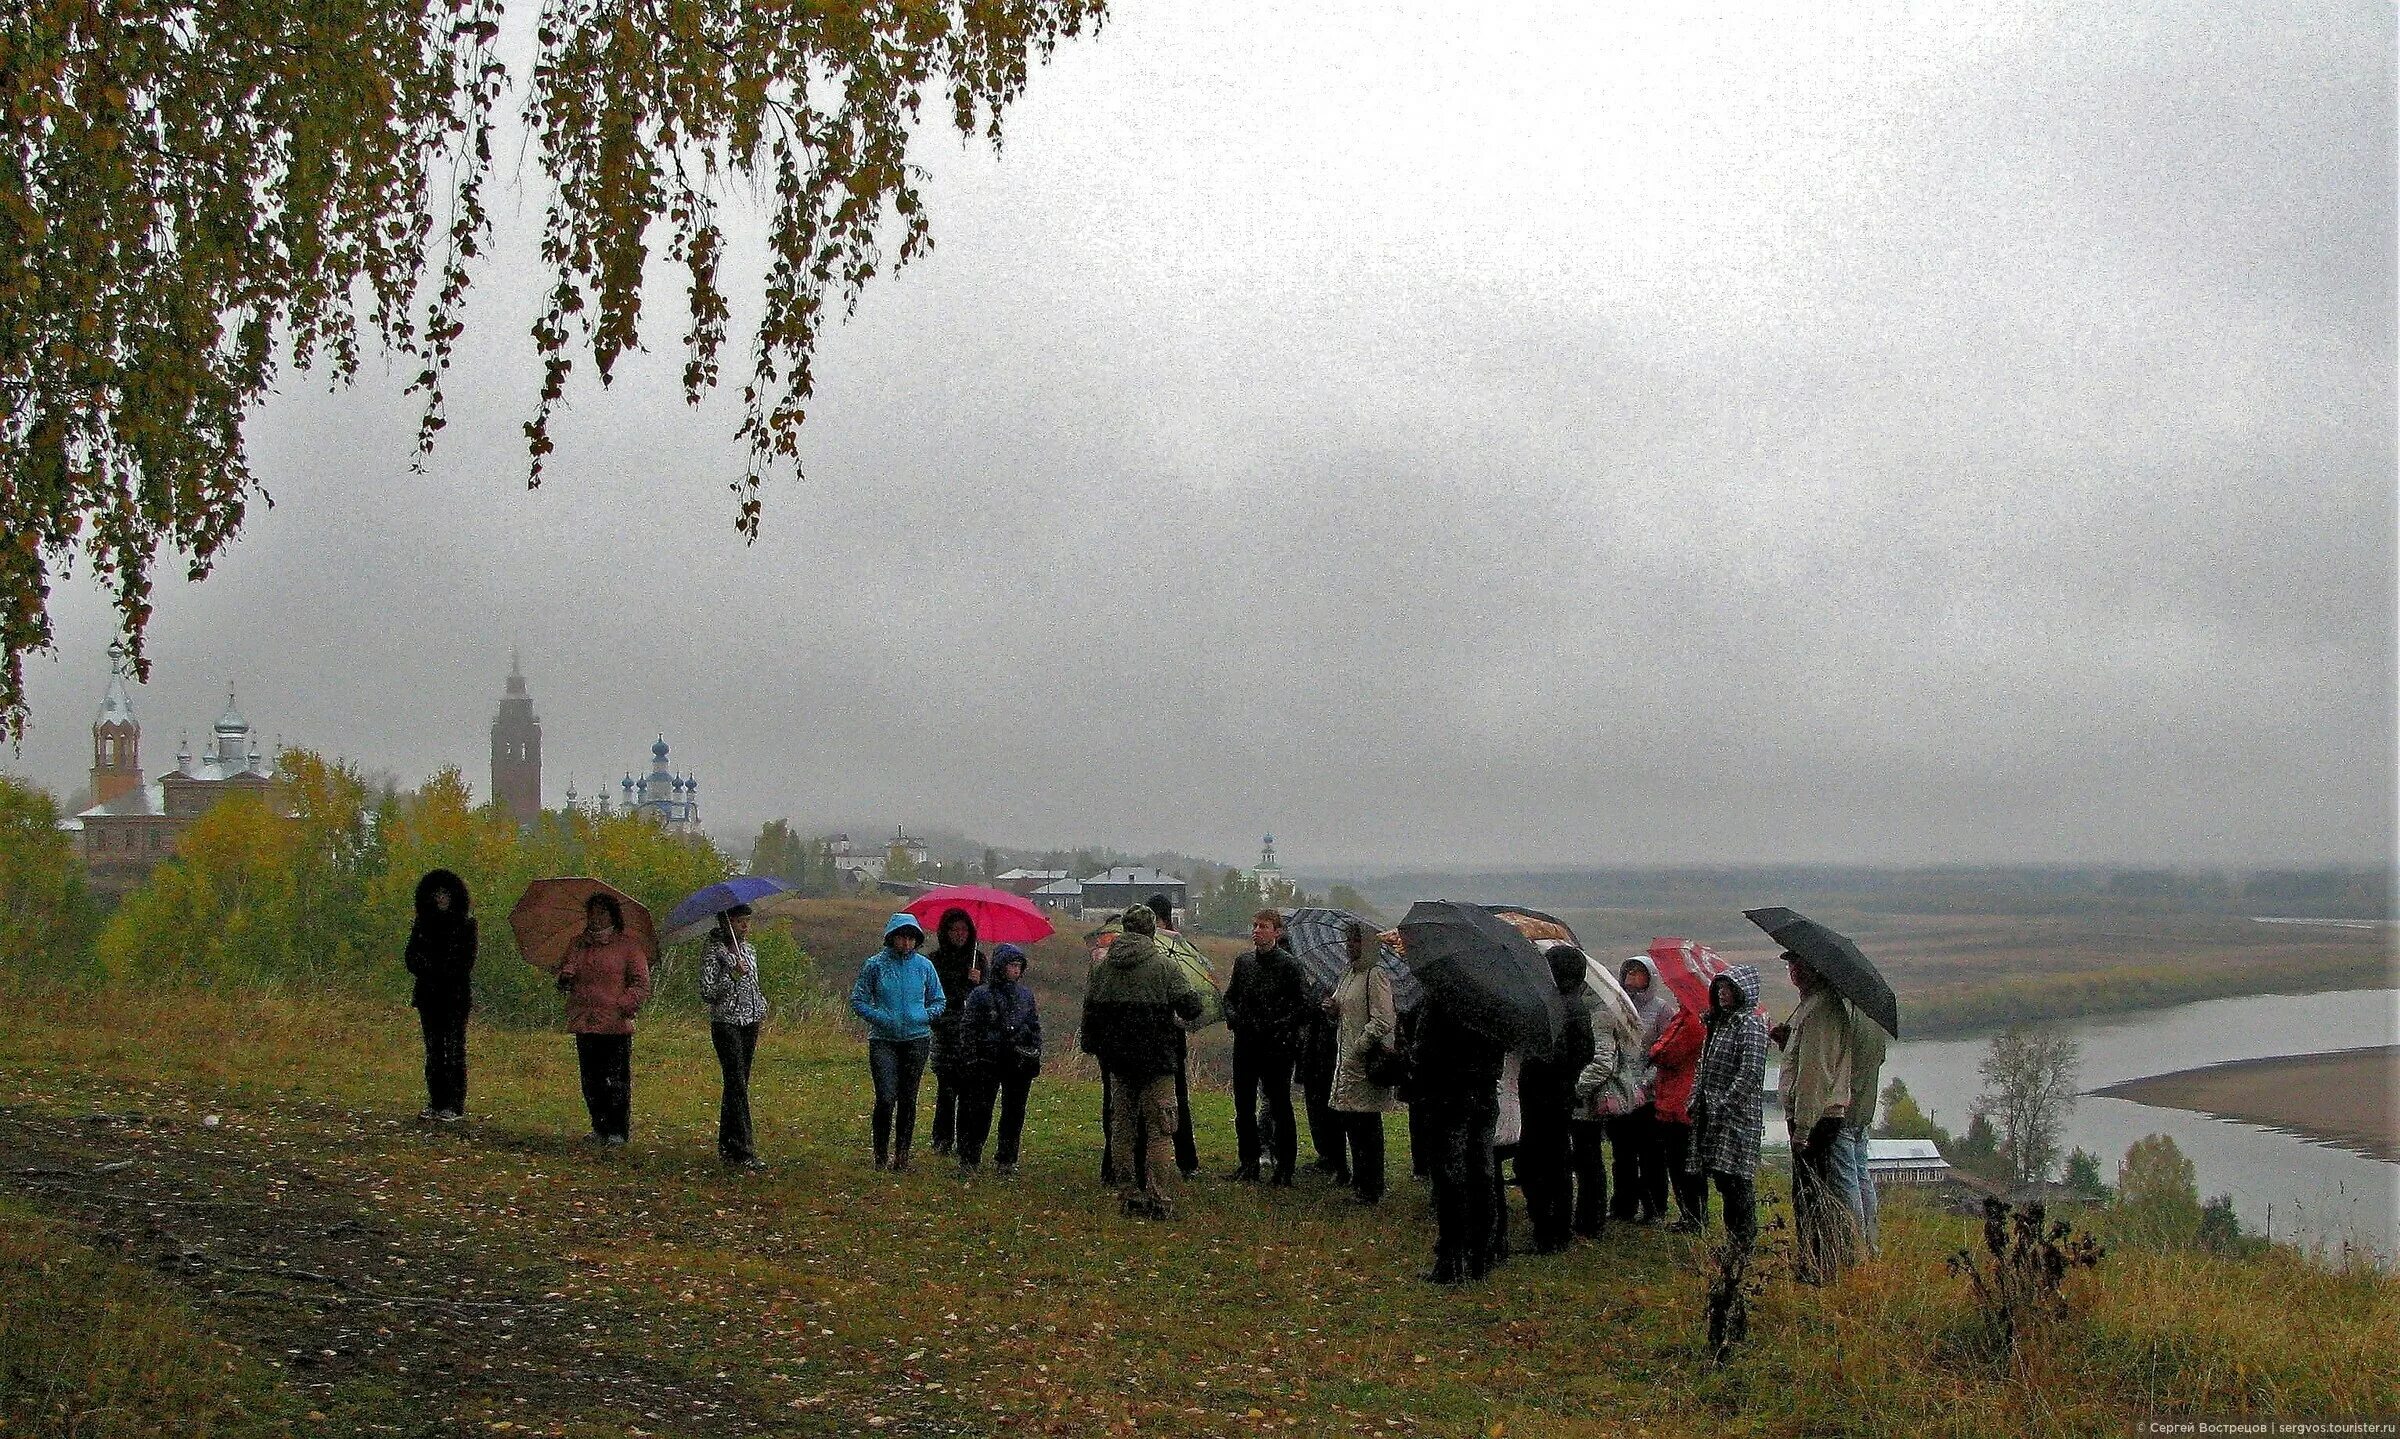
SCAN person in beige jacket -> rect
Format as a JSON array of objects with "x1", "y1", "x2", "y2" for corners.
[
  {"x1": 1326, "y1": 919, "x2": 1401, "y2": 1204},
  {"x1": 1774, "y1": 950, "x2": 1856, "y2": 1282}
]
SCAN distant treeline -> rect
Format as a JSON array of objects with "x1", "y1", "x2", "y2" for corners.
[
  {"x1": 1901, "y1": 955, "x2": 2393, "y2": 1037},
  {"x1": 1335, "y1": 865, "x2": 2395, "y2": 922}
]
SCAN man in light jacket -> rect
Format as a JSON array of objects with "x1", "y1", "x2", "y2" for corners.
[{"x1": 1774, "y1": 951, "x2": 1855, "y2": 1282}]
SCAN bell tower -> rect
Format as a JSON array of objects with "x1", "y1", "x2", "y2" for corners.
[
  {"x1": 90, "y1": 642, "x2": 143, "y2": 807},
  {"x1": 490, "y1": 653, "x2": 542, "y2": 827}
]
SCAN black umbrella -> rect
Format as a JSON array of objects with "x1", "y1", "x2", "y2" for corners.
[
  {"x1": 1397, "y1": 900, "x2": 1565, "y2": 1057},
  {"x1": 1285, "y1": 907, "x2": 1422, "y2": 1011},
  {"x1": 1743, "y1": 907, "x2": 1900, "y2": 1039}
]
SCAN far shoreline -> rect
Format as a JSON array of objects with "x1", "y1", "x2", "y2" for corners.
[{"x1": 2091, "y1": 1046, "x2": 2400, "y2": 1165}]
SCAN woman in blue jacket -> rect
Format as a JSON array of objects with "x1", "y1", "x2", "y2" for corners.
[{"x1": 849, "y1": 914, "x2": 946, "y2": 1171}]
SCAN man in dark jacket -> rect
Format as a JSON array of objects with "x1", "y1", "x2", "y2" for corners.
[
  {"x1": 925, "y1": 908, "x2": 984, "y2": 1155},
  {"x1": 1220, "y1": 910, "x2": 1314, "y2": 1185},
  {"x1": 1080, "y1": 905, "x2": 1205, "y2": 1218},
  {"x1": 404, "y1": 870, "x2": 476, "y2": 1121},
  {"x1": 957, "y1": 943, "x2": 1042, "y2": 1174},
  {"x1": 1516, "y1": 946, "x2": 1597, "y2": 1254},
  {"x1": 1411, "y1": 990, "x2": 1508, "y2": 1283}
]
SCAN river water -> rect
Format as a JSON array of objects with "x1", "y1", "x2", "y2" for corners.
[{"x1": 1835, "y1": 988, "x2": 2398, "y2": 1262}]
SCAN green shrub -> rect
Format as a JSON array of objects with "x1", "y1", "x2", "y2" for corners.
[{"x1": 0, "y1": 776, "x2": 97, "y2": 980}]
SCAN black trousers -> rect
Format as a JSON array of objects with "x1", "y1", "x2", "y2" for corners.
[
  {"x1": 957, "y1": 1071, "x2": 1032, "y2": 1167},
  {"x1": 1428, "y1": 1099, "x2": 1498, "y2": 1277},
  {"x1": 573, "y1": 1033, "x2": 631, "y2": 1140},
  {"x1": 1660, "y1": 1119, "x2": 1708, "y2": 1223},
  {"x1": 1231, "y1": 1036, "x2": 1298, "y2": 1179},
  {"x1": 1408, "y1": 1099, "x2": 1435, "y2": 1178},
  {"x1": 1303, "y1": 1053, "x2": 1342, "y2": 1172},
  {"x1": 1172, "y1": 1032, "x2": 1198, "y2": 1176},
  {"x1": 1609, "y1": 1106, "x2": 1667, "y2": 1220},
  {"x1": 929, "y1": 1021, "x2": 961, "y2": 1152},
  {"x1": 1339, "y1": 1110, "x2": 1387, "y2": 1201},
  {"x1": 1519, "y1": 1114, "x2": 1576, "y2": 1251},
  {"x1": 869, "y1": 1037, "x2": 929, "y2": 1164},
  {"x1": 1569, "y1": 1118, "x2": 1609, "y2": 1235},
  {"x1": 710, "y1": 1021, "x2": 759, "y2": 1162},
  {"x1": 1792, "y1": 1139, "x2": 1854, "y2": 1280},
  {"x1": 417, "y1": 1007, "x2": 467, "y2": 1114},
  {"x1": 1713, "y1": 1170, "x2": 1757, "y2": 1251}
]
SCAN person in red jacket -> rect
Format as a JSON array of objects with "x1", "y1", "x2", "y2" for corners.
[
  {"x1": 557, "y1": 893, "x2": 652, "y2": 1147},
  {"x1": 1648, "y1": 989, "x2": 1709, "y2": 1231}
]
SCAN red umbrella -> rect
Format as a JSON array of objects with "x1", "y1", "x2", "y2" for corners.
[
  {"x1": 906, "y1": 885, "x2": 1056, "y2": 946},
  {"x1": 1646, "y1": 936, "x2": 1731, "y2": 1015}
]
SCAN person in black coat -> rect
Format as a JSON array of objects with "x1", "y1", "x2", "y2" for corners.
[
  {"x1": 404, "y1": 869, "x2": 475, "y2": 1121},
  {"x1": 1516, "y1": 946, "x2": 1597, "y2": 1254},
  {"x1": 925, "y1": 907, "x2": 984, "y2": 1156},
  {"x1": 1220, "y1": 910, "x2": 1315, "y2": 1185},
  {"x1": 1411, "y1": 993, "x2": 1508, "y2": 1284}
]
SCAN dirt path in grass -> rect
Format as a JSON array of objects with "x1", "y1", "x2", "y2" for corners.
[{"x1": 0, "y1": 1104, "x2": 854, "y2": 1437}]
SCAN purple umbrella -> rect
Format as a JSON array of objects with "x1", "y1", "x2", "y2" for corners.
[{"x1": 663, "y1": 875, "x2": 796, "y2": 947}]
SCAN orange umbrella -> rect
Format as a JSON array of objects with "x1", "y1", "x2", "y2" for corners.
[{"x1": 510, "y1": 877, "x2": 657, "y2": 973}]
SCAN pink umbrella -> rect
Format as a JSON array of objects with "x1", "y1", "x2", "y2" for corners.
[{"x1": 906, "y1": 885, "x2": 1056, "y2": 946}]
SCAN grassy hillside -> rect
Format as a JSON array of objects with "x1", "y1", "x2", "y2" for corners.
[{"x1": 0, "y1": 978, "x2": 2391, "y2": 1438}]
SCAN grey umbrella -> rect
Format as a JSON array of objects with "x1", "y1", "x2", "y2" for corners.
[
  {"x1": 1397, "y1": 900, "x2": 1565, "y2": 1057},
  {"x1": 1284, "y1": 906, "x2": 1423, "y2": 1012},
  {"x1": 1743, "y1": 907, "x2": 1900, "y2": 1038}
]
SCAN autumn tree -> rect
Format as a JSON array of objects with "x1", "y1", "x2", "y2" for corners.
[
  {"x1": 0, "y1": 0, "x2": 1105, "y2": 736},
  {"x1": 2114, "y1": 1133, "x2": 2202, "y2": 1247},
  {"x1": 0, "y1": 774, "x2": 96, "y2": 976},
  {"x1": 1975, "y1": 1025, "x2": 2082, "y2": 1184}
]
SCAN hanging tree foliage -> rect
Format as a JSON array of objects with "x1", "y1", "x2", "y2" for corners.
[{"x1": 0, "y1": 0, "x2": 1105, "y2": 737}]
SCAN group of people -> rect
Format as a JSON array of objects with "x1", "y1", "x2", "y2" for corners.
[
  {"x1": 1405, "y1": 945, "x2": 1887, "y2": 1285},
  {"x1": 402, "y1": 869, "x2": 1891, "y2": 1286},
  {"x1": 847, "y1": 907, "x2": 1045, "y2": 1174}
]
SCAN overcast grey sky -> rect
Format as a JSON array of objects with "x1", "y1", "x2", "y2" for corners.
[{"x1": 10, "y1": 1, "x2": 2394, "y2": 870}]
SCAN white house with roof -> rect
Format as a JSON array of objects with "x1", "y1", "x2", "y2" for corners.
[{"x1": 1866, "y1": 1138, "x2": 1952, "y2": 1186}]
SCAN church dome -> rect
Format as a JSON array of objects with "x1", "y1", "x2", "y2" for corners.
[
  {"x1": 215, "y1": 689, "x2": 248, "y2": 736},
  {"x1": 652, "y1": 736, "x2": 669, "y2": 761}
]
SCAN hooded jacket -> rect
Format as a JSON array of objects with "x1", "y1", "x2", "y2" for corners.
[
  {"x1": 962, "y1": 945, "x2": 1043, "y2": 1079},
  {"x1": 927, "y1": 907, "x2": 984, "y2": 1025},
  {"x1": 1222, "y1": 937, "x2": 1315, "y2": 1053},
  {"x1": 1078, "y1": 930, "x2": 1204, "y2": 1079},
  {"x1": 1618, "y1": 957, "x2": 1671, "y2": 1105},
  {"x1": 1693, "y1": 964, "x2": 1769, "y2": 1179},
  {"x1": 404, "y1": 869, "x2": 476, "y2": 1014},
  {"x1": 1519, "y1": 1000, "x2": 1596, "y2": 1129},
  {"x1": 849, "y1": 915, "x2": 946, "y2": 1043}
]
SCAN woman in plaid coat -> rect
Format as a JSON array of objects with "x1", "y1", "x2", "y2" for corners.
[{"x1": 1690, "y1": 964, "x2": 1768, "y2": 1251}]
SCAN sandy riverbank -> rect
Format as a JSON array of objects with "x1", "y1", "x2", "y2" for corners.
[{"x1": 2093, "y1": 1046, "x2": 2399, "y2": 1163}]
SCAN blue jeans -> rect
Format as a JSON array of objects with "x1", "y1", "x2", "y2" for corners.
[
  {"x1": 1832, "y1": 1120, "x2": 1877, "y2": 1253},
  {"x1": 1843, "y1": 1117, "x2": 1881, "y2": 1256}
]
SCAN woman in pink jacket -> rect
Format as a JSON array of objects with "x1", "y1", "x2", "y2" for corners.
[{"x1": 557, "y1": 893, "x2": 652, "y2": 1146}]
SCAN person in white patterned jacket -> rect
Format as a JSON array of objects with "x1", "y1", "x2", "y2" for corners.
[{"x1": 698, "y1": 905, "x2": 768, "y2": 1170}]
